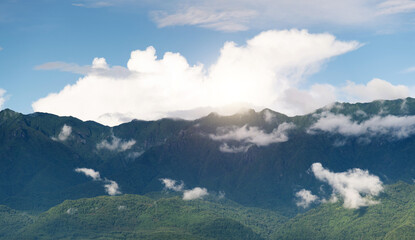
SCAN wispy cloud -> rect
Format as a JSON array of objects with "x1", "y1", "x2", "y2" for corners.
[
  {"x1": 149, "y1": 0, "x2": 415, "y2": 32},
  {"x1": 376, "y1": 0, "x2": 415, "y2": 15},
  {"x1": 97, "y1": 134, "x2": 136, "y2": 152},
  {"x1": 75, "y1": 167, "x2": 121, "y2": 195},
  {"x1": 35, "y1": 58, "x2": 131, "y2": 78},
  {"x1": 219, "y1": 143, "x2": 252, "y2": 153},
  {"x1": 75, "y1": 168, "x2": 101, "y2": 181},
  {"x1": 311, "y1": 163, "x2": 383, "y2": 209},
  {"x1": 72, "y1": 0, "x2": 115, "y2": 8},
  {"x1": 52, "y1": 124, "x2": 72, "y2": 142},
  {"x1": 402, "y1": 66, "x2": 415, "y2": 73},
  {"x1": 151, "y1": 7, "x2": 257, "y2": 32}
]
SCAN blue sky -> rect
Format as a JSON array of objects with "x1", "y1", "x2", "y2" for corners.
[{"x1": 1, "y1": 0, "x2": 415, "y2": 125}]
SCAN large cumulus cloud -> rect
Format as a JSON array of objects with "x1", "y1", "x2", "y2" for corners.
[{"x1": 33, "y1": 29, "x2": 360, "y2": 126}]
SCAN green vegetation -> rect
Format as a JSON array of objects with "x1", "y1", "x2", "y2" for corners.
[
  {"x1": 273, "y1": 182, "x2": 415, "y2": 240},
  {"x1": 7, "y1": 194, "x2": 285, "y2": 240},
  {"x1": 2, "y1": 182, "x2": 415, "y2": 239}
]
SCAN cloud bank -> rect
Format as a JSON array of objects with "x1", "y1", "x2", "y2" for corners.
[
  {"x1": 97, "y1": 135, "x2": 136, "y2": 152},
  {"x1": 342, "y1": 78, "x2": 410, "y2": 103},
  {"x1": 309, "y1": 112, "x2": 415, "y2": 139},
  {"x1": 75, "y1": 167, "x2": 121, "y2": 195},
  {"x1": 311, "y1": 163, "x2": 383, "y2": 209},
  {"x1": 210, "y1": 123, "x2": 294, "y2": 152},
  {"x1": 33, "y1": 29, "x2": 360, "y2": 126}
]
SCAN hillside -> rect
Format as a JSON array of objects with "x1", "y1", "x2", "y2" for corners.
[
  {"x1": 2, "y1": 98, "x2": 415, "y2": 214},
  {"x1": 274, "y1": 182, "x2": 415, "y2": 240},
  {"x1": 8, "y1": 194, "x2": 286, "y2": 240}
]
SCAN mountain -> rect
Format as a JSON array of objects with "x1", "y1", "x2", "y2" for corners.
[{"x1": 2, "y1": 98, "x2": 415, "y2": 214}]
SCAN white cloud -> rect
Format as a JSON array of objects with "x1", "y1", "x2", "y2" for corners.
[
  {"x1": 97, "y1": 135, "x2": 136, "y2": 151},
  {"x1": 0, "y1": 46, "x2": 2, "y2": 51},
  {"x1": 33, "y1": 29, "x2": 360, "y2": 126},
  {"x1": 0, "y1": 88, "x2": 6, "y2": 109},
  {"x1": 75, "y1": 167, "x2": 121, "y2": 195},
  {"x1": 160, "y1": 178, "x2": 209, "y2": 200},
  {"x1": 104, "y1": 180, "x2": 121, "y2": 196},
  {"x1": 75, "y1": 167, "x2": 101, "y2": 181},
  {"x1": 342, "y1": 78, "x2": 410, "y2": 102},
  {"x1": 210, "y1": 122, "x2": 295, "y2": 147},
  {"x1": 52, "y1": 124, "x2": 72, "y2": 141},
  {"x1": 311, "y1": 163, "x2": 383, "y2": 209},
  {"x1": 160, "y1": 178, "x2": 185, "y2": 192},
  {"x1": 183, "y1": 187, "x2": 209, "y2": 200},
  {"x1": 295, "y1": 189, "x2": 319, "y2": 208},
  {"x1": 309, "y1": 112, "x2": 415, "y2": 139}
]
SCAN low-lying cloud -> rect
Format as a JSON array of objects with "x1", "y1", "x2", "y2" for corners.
[
  {"x1": 309, "y1": 112, "x2": 415, "y2": 139},
  {"x1": 210, "y1": 123, "x2": 294, "y2": 153},
  {"x1": 52, "y1": 124, "x2": 72, "y2": 141},
  {"x1": 75, "y1": 167, "x2": 121, "y2": 195},
  {"x1": 97, "y1": 134, "x2": 136, "y2": 152},
  {"x1": 75, "y1": 168, "x2": 101, "y2": 181},
  {"x1": 104, "y1": 180, "x2": 121, "y2": 196},
  {"x1": 160, "y1": 178, "x2": 209, "y2": 200},
  {"x1": 311, "y1": 163, "x2": 383, "y2": 209},
  {"x1": 160, "y1": 178, "x2": 185, "y2": 192},
  {"x1": 295, "y1": 189, "x2": 319, "y2": 208},
  {"x1": 183, "y1": 187, "x2": 209, "y2": 200}
]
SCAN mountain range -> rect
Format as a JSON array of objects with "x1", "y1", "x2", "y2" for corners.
[{"x1": 2, "y1": 97, "x2": 415, "y2": 239}]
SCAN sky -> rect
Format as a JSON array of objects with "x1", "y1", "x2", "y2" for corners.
[{"x1": 2, "y1": 0, "x2": 415, "y2": 125}]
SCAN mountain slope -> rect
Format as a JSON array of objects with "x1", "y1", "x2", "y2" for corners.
[
  {"x1": 12, "y1": 194, "x2": 285, "y2": 240},
  {"x1": 2, "y1": 98, "x2": 415, "y2": 213},
  {"x1": 273, "y1": 182, "x2": 415, "y2": 239}
]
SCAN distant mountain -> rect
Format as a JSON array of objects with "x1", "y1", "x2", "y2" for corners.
[{"x1": 2, "y1": 98, "x2": 415, "y2": 214}]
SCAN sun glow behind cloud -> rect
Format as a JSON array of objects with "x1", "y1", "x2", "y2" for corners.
[{"x1": 33, "y1": 29, "x2": 362, "y2": 126}]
